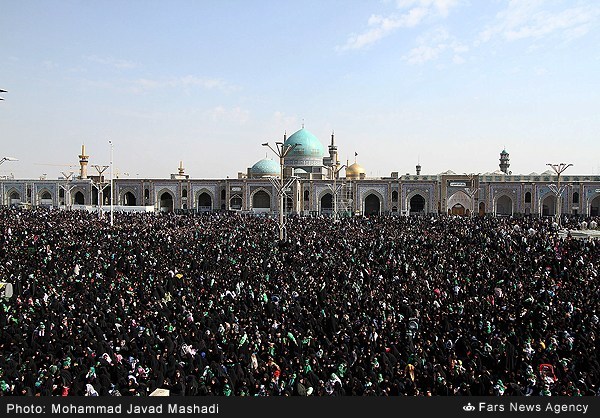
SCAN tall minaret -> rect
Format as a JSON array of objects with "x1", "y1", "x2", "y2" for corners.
[
  {"x1": 499, "y1": 149, "x2": 510, "y2": 174},
  {"x1": 178, "y1": 160, "x2": 185, "y2": 176},
  {"x1": 328, "y1": 130, "x2": 339, "y2": 179},
  {"x1": 416, "y1": 163, "x2": 422, "y2": 176},
  {"x1": 79, "y1": 144, "x2": 89, "y2": 179}
]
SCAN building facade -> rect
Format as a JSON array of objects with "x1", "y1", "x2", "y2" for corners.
[{"x1": 2, "y1": 128, "x2": 600, "y2": 217}]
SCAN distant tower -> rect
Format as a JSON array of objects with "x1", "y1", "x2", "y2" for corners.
[
  {"x1": 416, "y1": 162, "x2": 422, "y2": 176},
  {"x1": 178, "y1": 160, "x2": 185, "y2": 176},
  {"x1": 499, "y1": 149, "x2": 510, "y2": 174},
  {"x1": 329, "y1": 131, "x2": 339, "y2": 179},
  {"x1": 78, "y1": 144, "x2": 89, "y2": 179}
]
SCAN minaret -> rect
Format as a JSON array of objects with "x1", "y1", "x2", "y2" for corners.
[
  {"x1": 328, "y1": 130, "x2": 339, "y2": 179},
  {"x1": 499, "y1": 149, "x2": 510, "y2": 174},
  {"x1": 416, "y1": 163, "x2": 422, "y2": 176},
  {"x1": 178, "y1": 160, "x2": 185, "y2": 176},
  {"x1": 79, "y1": 144, "x2": 89, "y2": 179}
]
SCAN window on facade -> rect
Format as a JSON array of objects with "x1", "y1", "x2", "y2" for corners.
[
  {"x1": 221, "y1": 189, "x2": 226, "y2": 200},
  {"x1": 525, "y1": 191, "x2": 531, "y2": 204},
  {"x1": 392, "y1": 191, "x2": 398, "y2": 202},
  {"x1": 304, "y1": 190, "x2": 309, "y2": 201},
  {"x1": 573, "y1": 192, "x2": 579, "y2": 204}
]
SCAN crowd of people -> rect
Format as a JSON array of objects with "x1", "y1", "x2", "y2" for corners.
[{"x1": 0, "y1": 207, "x2": 598, "y2": 396}]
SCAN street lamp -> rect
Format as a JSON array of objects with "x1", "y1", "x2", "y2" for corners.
[
  {"x1": 323, "y1": 163, "x2": 347, "y2": 220},
  {"x1": 91, "y1": 164, "x2": 109, "y2": 218},
  {"x1": 262, "y1": 141, "x2": 299, "y2": 241},
  {"x1": 59, "y1": 171, "x2": 75, "y2": 210},
  {"x1": 546, "y1": 163, "x2": 572, "y2": 228},
  {"x1": 464, "y1": 173, "x2": 480, "y2": 217},
  {"x1": 109, "y1": 140, "x2": 114, "y2": 226}
]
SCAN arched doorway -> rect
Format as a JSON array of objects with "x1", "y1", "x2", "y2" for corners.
[
  {"x1": 496, "y1": 195, "x2": 513, "y2": 216},
  {"x1": 230, "y1": 196, "x2": 242, "y2": 210},
  {"x1": 74, "y1": 191, "x2": 85, "y2": 205},
  {"x1": 198, "y1": 192, "x2": 212, "y2": 212},
  {"x1": 590, "y1": 195, "x2": 600, "y2": 216},
  {"x1": 447, "y1": 191, "x2": 471, "y2": 217},
  {"x1": 409, "y1": 194, "x2": 425, "y2": 214},
  {"x1": 159, "y1": 192, "x2": 174, "y2": 212},
  {"x1": 542, "y1": 195, "x2": 556, "y2": 217},
  {"x1": 364, "y1": 194, "x2": 380, "y2": 215},
  {"x1": 9, "y1": 191, "x2": 21, "y2": 205},
  {"x1": 451, "y1": 204, "x2": 465, "y2": 216},
  {"x1": 103, "y1": 186, "x2": 111, "y2": 205},
  {"x1": 320, "y1": 193, "x2": 333, "y2": 214},
  {"x1": 252, "y1": 190, "x2": 271, "y2": 212},
  {"x1": 123, "y1": 191, "x2": 136, "y2": 206},
  {"x1": 479, "y1": 201, "x2": 485, "y2": 217},
  {"x1": 40, "y1": 191, "x2": 52, "y2": 206}
]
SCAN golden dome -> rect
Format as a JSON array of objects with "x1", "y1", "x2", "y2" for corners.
[{"x1": 345, "y1": 162, "x2": 365, "y2": 180}]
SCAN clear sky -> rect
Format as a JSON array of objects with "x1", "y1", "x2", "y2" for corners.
[{"x1": 2, "y1": 0, "x2": 599, "y2": 180}]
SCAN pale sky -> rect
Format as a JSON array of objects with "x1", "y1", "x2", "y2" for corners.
[{"x1": 2, "y1": 0, "x2": 600, "y2": 180}]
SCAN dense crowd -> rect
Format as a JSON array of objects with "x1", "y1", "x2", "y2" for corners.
[{"x1": 0, "y1": 207, "x2": 598, "y2": 396}]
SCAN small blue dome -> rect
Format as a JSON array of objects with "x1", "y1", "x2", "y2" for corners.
[
  {"x1": 284, "y1": 128, "x2": 325, "y2": 159},
  {"x1": 251, "y1": 158, "x2": 279, "y2": 177}
]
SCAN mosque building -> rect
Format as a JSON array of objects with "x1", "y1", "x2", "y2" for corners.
[{"x1": 2, "y1": 127, "x2": 600, "y2": 217}]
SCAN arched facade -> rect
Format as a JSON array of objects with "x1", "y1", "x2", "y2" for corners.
[
  {"x1": 197, "y1": 192, "x2": 213, "y2": 212},
  {"x1": 7, "y1": 188, "x2": 21, "y2": 206},
  {"x1": 541, "y1": 194, "x2": 556, "y2": 217},
  {"x1": 157, "y1": 189, "x2": 175, "y2": 212},
  {"x1": 123, "y1": 191, "x2": 137, "y2": 206},
  {"x1": 3, "y1": 167, "x2": 600, "y2": 218},
  {"x1": 73, "y1": 191, "x2": 85, "y2": 205},
  {"x1": 230, "y1": 195, "x2": 243, "y2": 211},
  {"x1": 364, "y1": 193, "x2": 381, "y2": 215},
  {"x1": 250, "y1": 188, "x2": 272, "y2": 212},
  {"x1": 408, "y1": 193, "x2": 426, "y2": 214},
  {"x1": 319, "y1": 192, "x2": 333, "y2": 214},
  {"x1": 38, "y1": 189, "x2": 53, "y2": 206},
  {"x1": 119, "y1": 188, "x2": 139, "y2": 206},
  {"x1": 447, "y1": 191, "x2": 471, "y2": 215},
  {"x1": 194, "y1": 188, "x2": 215, "y2": 212},
  {"x1": 495, "y1": 194, "x2": 513, "y2": 216},
  {"x1": 68, "y1": 187, "x2": 87, "y2": 206}
]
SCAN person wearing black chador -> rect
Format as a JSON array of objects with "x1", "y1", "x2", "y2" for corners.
[{"x1": 0, "y1": 207, "x2": 598, "y2": 396}]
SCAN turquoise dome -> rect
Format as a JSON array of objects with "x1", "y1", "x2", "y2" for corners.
[
  {"x1": 251, "y1": 158, "x2": 280, "y2": 177},
  {"x1": 283, "y1": 128, "x2": 325, "y2": 167}
]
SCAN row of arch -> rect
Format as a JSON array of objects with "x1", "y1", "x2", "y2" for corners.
[
  {"x1": 154, "y1": 190, "x2": 600, "y2": 216},
  {"x1": 446, "y1": 192, "x2": 596, "y2": 216},
  {"x1": 4, "y1": 188, "x2": 600, "y2": 216}
]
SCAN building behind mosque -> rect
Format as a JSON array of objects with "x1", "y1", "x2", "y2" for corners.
[{"x1": 2, "y1": 127, "x2": 600, "y2": 217}]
